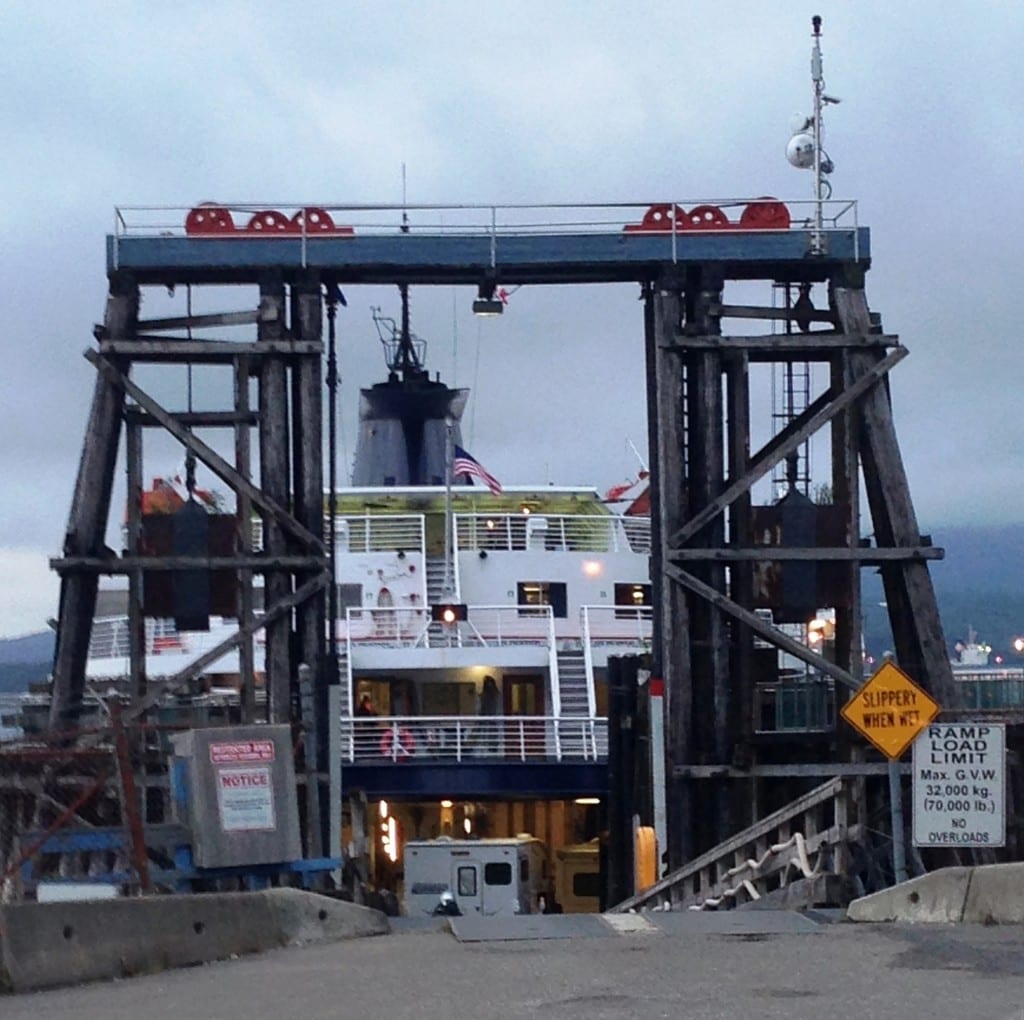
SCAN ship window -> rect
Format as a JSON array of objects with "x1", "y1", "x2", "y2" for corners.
[
  {"x1": 614, "y1": 583, "x2": 651, "y2": 618},
  {"x1": 337, "y1": 584, "x2": 362, "y2": 616},
  {"x1": 519, "y1": 857, "x2": 529, "y2": 882},
  {"x1": 457, "y1": 866, "x2": 477, "y2": 896},
  {"x1": 484, "y1": 862, "x2": 512, "y2": 886},
  {"x1": 517, "y1": 581, "x2": 567, "y2": 618}
]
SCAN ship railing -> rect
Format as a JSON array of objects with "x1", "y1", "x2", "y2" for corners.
[
  {"x1": 333, "y1": 514, "x2": 425, "y2": 553},
  {"x1": 343, "y1": 607, "x2": 432, "y2": 649},
  {"x1": 954, "y1": 670, "x2": 1024, "y2": 713},
  {"x1": 342, "y1": 714, "x2": 607, "y2": 764},
  {"x1": 754, "y1": 675, "x2": 836, "y2": 733},
  {"x1": 88, "y1": 616, "x2": 189, "y2": 660},
  {"x1": 456, "y1": 513, "x2": 650, "y2": 554},
  {"x1": 581, "y1": 605, "x2": 653, "y2": 647},
  {"x1": 251, "y1": 513, "x2": 425, "y2": 553},
  {"x1": 114, "y1": 199, "x2": 860, "y2": 254},
  {"x1": 615, "y1": 516, "x2": 652, "y2": 554},
  {"x1": 342, "y1": 604, "x2": 554, "y2": 650}
]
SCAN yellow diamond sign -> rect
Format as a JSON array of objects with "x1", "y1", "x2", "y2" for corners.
[{"x1": 840, "y1": 660, "x2": 941, "y2": 759}]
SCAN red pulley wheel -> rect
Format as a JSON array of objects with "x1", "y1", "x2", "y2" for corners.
[
  {"x1": 246, "y1": 209, "x2": 295, "y2": 233},
  {"x1": 684, "y1": 204, "x2": 730, "y2": 230},
  {"x1": 738, "y1": 199, "x2": 791, "y2": 230},
  {"x1": 185, "y1": 204, "x2": 236, "y2": 235},
  {"x1": 291, "y1": 207, "x2": 337, "y2": 233}
]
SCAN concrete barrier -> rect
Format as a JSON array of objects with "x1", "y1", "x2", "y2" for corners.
[
  {"x1": 962, "y1": 863, "x2": 1024, "y2": 924},
  {"x1": 0, "y1": 888, "x2": 388, "y2": 994},
  {"x1": 846, "y1": 867, "x2": 973, "y2": 923},
  {"x1": 847, "y1": 863, "x2": 1024, "y2": 924}
]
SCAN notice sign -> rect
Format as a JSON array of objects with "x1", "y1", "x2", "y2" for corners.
[
  {"x1": 840, "y1": 660, "x2": 940, "y2": 759},
  {"x1": 912, "y1": 723, "x2": 1005, "y2": 848},
  {"x1": 210, "y1": 740, "x2": 276, "y2": 765},
  {"x1": 216, "y1": 766, "x2": 276, "y2": 832}
]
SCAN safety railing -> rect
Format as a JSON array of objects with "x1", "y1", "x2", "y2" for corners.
[
  {"x1": 114, "y1": 199, "x2": 859, "y2": 242},
  {"x1": 581, "y1": 605, "x2": 652, "y2": 647},
  {"x1": 343, "y1": 607, "x2": 431, "y2": 648},
  {"x1": 112, "y1": 198, "x2": 863, "y2": 270},
  {"x1": 343, "y1": 604, "x2": 555, "y2": 651},
  {"x1": 334, "y1": 514, "x2": 425, "y2": 554},
  {"x1": 754, "y1": 677, "x2": 836, "y2": 733},
  {"x1": 88, "y1": 616, "x2": 190, "y2": 660},
  {"x1": 343, "y1": 715, "x2": 607, "y2": 763},
  {"x1": 954, "y1": 671, "x2": 1024, "y2": 713},
  {"x1": 253, "y1": 514, "x2": 424, "y2": 554},
  {"x1": 455, "y1": 513, "x2": 650, "y2": 554}
]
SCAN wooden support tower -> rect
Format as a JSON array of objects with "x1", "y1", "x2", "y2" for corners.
[
  {"x1": 646, "y1": 269, "x2": 955, "y2": 869},
  {"x1": 49, "y1": 272, "x2": 329, "y2": 794},
  {"x1": 48, "y1": 199, "x2": 947, "y2": 876}
]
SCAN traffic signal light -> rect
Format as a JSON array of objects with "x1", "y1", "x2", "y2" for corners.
[{"x1": 431, "y1": 603, "x2": 468, "y2": 624}]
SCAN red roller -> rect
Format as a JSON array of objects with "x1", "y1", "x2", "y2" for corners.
[
  {"x1": 738, "y1": 199, "x2": 791, "y2": 230},
  {"x1": 246, "y1": 209, "x2": 296, "y2": 233},
  {"x1": 291, "y1": 207, "x2": 356, "y2": 236},
  {"x1": 293, "y1": 207, "x2": 331, "y2": 232},
  {"x1": 624, "y1": 203, "x2": 690, "y2": 232},
  {"x1": 683, "y1": 204, "x2": 731, "y2": 230},
  {"x1": 185, "y1": 204, "x2": 236, "y2": 235}
]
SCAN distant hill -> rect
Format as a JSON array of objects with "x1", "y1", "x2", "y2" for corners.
[
  {"x1": 929, "y1": 523, "x2": 1024, "y2": 597},
  {"x1": 0, "y1": 631, "x2": 53, "y2": 693},
  {"x1": 857, "y1": 523, "x2": 1024, "y2": 662},
  {"x1": 0, "y1": 630, "x2": 54, "y2": 666}
]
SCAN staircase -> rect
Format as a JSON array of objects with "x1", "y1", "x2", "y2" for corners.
[
  {"x1": 424, "y1": 554, "x2": 457, "y2": 646},
  {"x1": 555, "y1": 645, "x2": 596, "y2": 757},
  {"x1": 337, "y1": 644, "x2": 351, "y2": 718}
]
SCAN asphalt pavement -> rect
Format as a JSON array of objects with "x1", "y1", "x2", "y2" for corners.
[{"x1": 5, "y1": 917, "x2": 1024, "y2": 1019}]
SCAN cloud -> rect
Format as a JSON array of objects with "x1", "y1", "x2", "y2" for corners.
[
  {"x1": 0, "y1": 548, "x2": 58, "y2": 639},
  {"x1": 1, "y1": 1, "x2": 1023, "y2": 635}
]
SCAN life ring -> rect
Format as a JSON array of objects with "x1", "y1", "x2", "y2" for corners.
[{"x1": 380, "y1": 725, "x2": 416, "y2": 760}]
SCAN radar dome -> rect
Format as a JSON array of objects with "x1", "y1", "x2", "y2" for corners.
[{"x1": 786, "y1": 133, "x2": 815, "y2": 169}]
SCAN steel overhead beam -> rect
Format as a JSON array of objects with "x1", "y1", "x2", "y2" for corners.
[
  {"x1": 663, "y1": 563, "x2": 860, "y2": 691},
  {"x1": 84, "y1": 349, "x2": 323, "y2": 553},
  {"x1": 670, "y1": 345, "x2": 908, "y2": 546}
]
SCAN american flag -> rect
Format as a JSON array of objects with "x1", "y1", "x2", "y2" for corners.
[{"x1": 453, "y1": 445, "x2": 503, "y2": 495}]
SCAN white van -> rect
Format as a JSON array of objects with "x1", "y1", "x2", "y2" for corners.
[{"x1": 403, "y1": 836, "x2": 547, "y2": 917}]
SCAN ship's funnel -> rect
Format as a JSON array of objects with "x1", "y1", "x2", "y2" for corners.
[{"x1": 351, "y1": 376, "x2": 469, "y2": 486}]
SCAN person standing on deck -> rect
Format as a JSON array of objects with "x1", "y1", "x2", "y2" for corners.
[{"x1": 478, "y1": 675, "x2": 502, "y2": 754}]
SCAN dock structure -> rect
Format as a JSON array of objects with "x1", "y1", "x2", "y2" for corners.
[{"x1": 49, "y1": 199, "x2": 950, "y2": 869}]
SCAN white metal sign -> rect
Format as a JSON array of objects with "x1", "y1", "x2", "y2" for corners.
[
  {"x1": 216, "y1": 765, "x2": 276, "y2": 832},
  {"x1": 912, "y1": 723, "x2": 1005, "y2": 848}
]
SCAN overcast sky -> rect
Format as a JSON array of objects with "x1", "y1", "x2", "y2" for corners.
[{"x1": 1, "y1": 1, "x2": 1021, "y2": 638}]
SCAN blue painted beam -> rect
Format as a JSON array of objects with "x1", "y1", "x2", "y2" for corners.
[
  {"x1": 107, "y1": 228, "x2": 870, "y2": 286},
  {"x1": 342, "y1": 761, "x2": 608, "y2": 799}
]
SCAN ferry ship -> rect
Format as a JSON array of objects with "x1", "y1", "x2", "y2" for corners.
[{"x1": 78, "y1": 309, "x2": 653, "y2": 906}]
